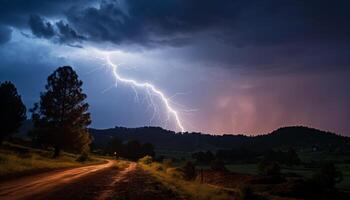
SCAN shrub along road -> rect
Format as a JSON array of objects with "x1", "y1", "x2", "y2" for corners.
[{"x1": 0, "y1": 160, "x2": 182, "y2": 200}]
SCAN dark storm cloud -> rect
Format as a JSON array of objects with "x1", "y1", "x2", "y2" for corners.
[
  {"x1": 0, "y1": 0, "x2": 94, "y2": 26},
  {"x1": 1, "y1": 0, "x2": 349, "y2": 71},
  {"x1": 63, "y1": 0, "x2": 350, "y2": 47},
  {"x1": 3, "y1": 0, "x2": 350, "y2": 52},
  {"x1": 52, "y1": 0, "x2": 349, "y2": 71},
  {"x1": 55, "y1": 21, "x2": 86, "y2": 43},
  {"x1": 29, "y1": 15, "x2": 55, "y2": 39},
  {"x1": 0, "y1": 0, "x2": 93, "y2": 45},
  {"x1": 66, "y1": 0, "x2": 239, "y2": 46},
  {"x1": 28, "y1": 14, "x2": 85, "y2": 45},
  {"x1": 0, "y1": 25, "x2": 12, "y2": 44}
]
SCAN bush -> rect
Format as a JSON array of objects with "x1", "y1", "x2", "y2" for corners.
[
  {"x1": 236, "y1": 186, "x2": 267, "y2": 200},
  {"x1": 258, "y1": 161, "x2": 281, "y2": 176},
  {"x1": 192, "y1": 151, "x2": 214, "y2": 164},
  {"x1": 76, "y1": 152, "x2": 89, "y2": 162},
  {"x1": 105, "y1": 140, "x2": 155, "y2": 160},
  {"x1": 139, "y1": 155, "x2": 153, "y2": 165},
  {"x1": 210, "y1": 159, "x2": 227, "y2": 171},
  {"x1": 166, "y1": 167, "x2": 185, "y2": 179},
  {"x1": 162, "y1": 158, "x2": 173, "y2": 169},
  {"x1": 311, "y1": 162, "x2": 343, "y2": 190},
  {"x1": 262, "y1": 149, "x2": 300, "y2": 166},
  {"x1": 181, "y1": 161, "x2": 196, "y2": 180},
  {"x1": 151, "y1": 163, "x2": 164, "y2": 171}
]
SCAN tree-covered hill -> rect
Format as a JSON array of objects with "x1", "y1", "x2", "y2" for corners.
[{"x1": 89, "y1": 126, "x2": 350, "y2": 152}]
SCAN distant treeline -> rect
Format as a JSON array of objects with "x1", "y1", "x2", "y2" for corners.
[
  {"x1": 192, "y1": 148, "x2": 301, "y2": 166},
  {"x1": 103, "y1": 137, "x2": 155, "y2": 160},
  {"x1": 89, "y1": 126, "x2": 350, "y2": 153}
]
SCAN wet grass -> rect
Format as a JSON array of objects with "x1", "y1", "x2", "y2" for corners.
[
  {"x1": 113, "y1": 159, "x2": 130, "y2": 170},
  {"x1": 0, "y1": 142, "x2": 101, "y2": 178},
  {"x1": 139, "y1": 161, "x2": 234, "y2": 200}
]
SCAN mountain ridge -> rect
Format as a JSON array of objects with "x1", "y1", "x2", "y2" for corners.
[{"x1": 89, "y1": 126, "x2": 350, "y2": 152}]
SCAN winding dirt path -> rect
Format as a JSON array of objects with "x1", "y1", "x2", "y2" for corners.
[
  {"x1": 97, "y1": 163, "x2": 137, "y2": 200},
  {"x1": 0, "y1": 161, "x2": 182, "y2": 200},
  {"x1": 0, "y1": 160, "x2": 114, "y2": 200}
]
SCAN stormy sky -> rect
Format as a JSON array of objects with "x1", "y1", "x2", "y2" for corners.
[{"x1": 1, "y1": 0, "x2": 349, "y2": 135}]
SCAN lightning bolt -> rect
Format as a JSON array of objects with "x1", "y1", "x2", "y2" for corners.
[{"x1": 104, "y1": 52, "x2": 185, "y2": 132}]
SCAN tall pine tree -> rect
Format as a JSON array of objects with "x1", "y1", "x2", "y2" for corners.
[
  {"x1": 0, "y1": 81, "x2": 26, "y2": 144},
  {"x1": 32, "y1": 66, "x2": 91, "y2": 157}
]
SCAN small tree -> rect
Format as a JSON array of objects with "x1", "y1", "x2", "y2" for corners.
[
  {"x1": 181, "y1": 161, "x2": 196, "y2": 180},
  {"x1": 285, "y1": 148, "x2": 301, "y2": 166},
  {"x1": 139, "y1": 155, "x2": 153, "y2": 165},
  {"x1": 31, "y1": 66, "x2": 91, "y2": 157},
  {"x1": 312, "y1": 162, "x2": 343, "y2": 190},
  {"x1": 141, "y1": 142, "x2": 155, "y2": 157},
  {"x1": 192, "y1": 150, "x2": 215, "y2": 164},
  {"x1": 210, "y1": 159, "x2": 227, "y2": 171},
  {"x1": 105, "y1": 137, "x2": 123, "y2": 157},
  {"x1": 236, "y1": 186, "x2": 266, "y2": 200},
  {"x1": 123, "y1": 140, "x2": 142, "y2": 160},
  {"x1": 258, "y1": 161, "x2": 281, "y2": 176},
  {"x1": 0, "y1": 81, "x2": 26, "y2": 144}
]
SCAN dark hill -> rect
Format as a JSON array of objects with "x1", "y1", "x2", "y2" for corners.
[
  {"x1": 248, "y1": 126, "x2": 349, "y2": 151},
  {"x1": 89, "y1": 126, "x2": 250, "y2": 152},
  {"x1": 89, "y1": 126, "x2": 350, "y2": 152},
  {"x1": 16, "y1": 121, "x2": 350, "y2": 152}
]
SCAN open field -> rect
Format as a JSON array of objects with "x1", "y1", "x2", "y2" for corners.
[{"x1": 225, "y1": 163, "x2": 350, "y2": 192}]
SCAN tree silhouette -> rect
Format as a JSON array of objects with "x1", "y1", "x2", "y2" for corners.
[
  {"x1": 181, "y1": 161, "x2": 196, "y2": 180},
  {"x1": 31, "y1": 66, "x2": 91, "y2": 157},
  {"x1": 141, "y1": 142, "x2": 155, "y2": 157},
  {"x1": 0, "y1": 81, "x2": 26, "y2": 144},
  {"x1": 123, "y1": 140, "x2": 142, "y2": 160},
  {"x1": 192, "y1": 151, "x2": 215, "y2": 164},
  {"x1": 103, "y1": 137, "x2": 155, "y2": 160},
  {"x1": 258, "y1": 161, "x2": 281, "y2": 176},
  {"x1": 312, "y1": 162, "x2": 343, "y2": 190},
  {"x1": 105, "y1": 137, "x2": 123, "y2": 157}
]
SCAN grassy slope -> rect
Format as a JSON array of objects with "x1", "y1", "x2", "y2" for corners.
[
  {"x1": 0, "y1": 142, "x2": 101, "y2": 178},
  {"x1": 139, "y1": 161, "x2": 298, "y2": 200},
  {"x1": 139, "y1": 161, "x2": 234, "y2": 200}
]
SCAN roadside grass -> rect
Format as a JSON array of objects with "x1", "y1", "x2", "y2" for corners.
[
  {"x1": 0, "y1": 142, "x2": 102, "y2": 178},
  {"x1": 226, "y1": 164, "x2": 258, "y2": 175},
  {"x1": 113, "y1": 159, "x2": 130, "y2": 170},
  {"x1": 139, "y1": 161, "x2": 234, "y2": 200}
]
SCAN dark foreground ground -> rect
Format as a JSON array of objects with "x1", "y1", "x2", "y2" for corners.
[{"x1": 0, "y1": 161, "x2": 183, "y2": 200}]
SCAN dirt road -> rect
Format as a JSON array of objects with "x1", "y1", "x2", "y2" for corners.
[
  {"x1": 0, "y1": 160, "x2": 182, "y2": 200},
  {"x1": 0, "y1": 160, "x2": 114, "y2": 200}
]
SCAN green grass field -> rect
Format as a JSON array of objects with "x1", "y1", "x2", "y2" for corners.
[{"x1": 226, "y1": 163, "x2": 350, "y2": 192}]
